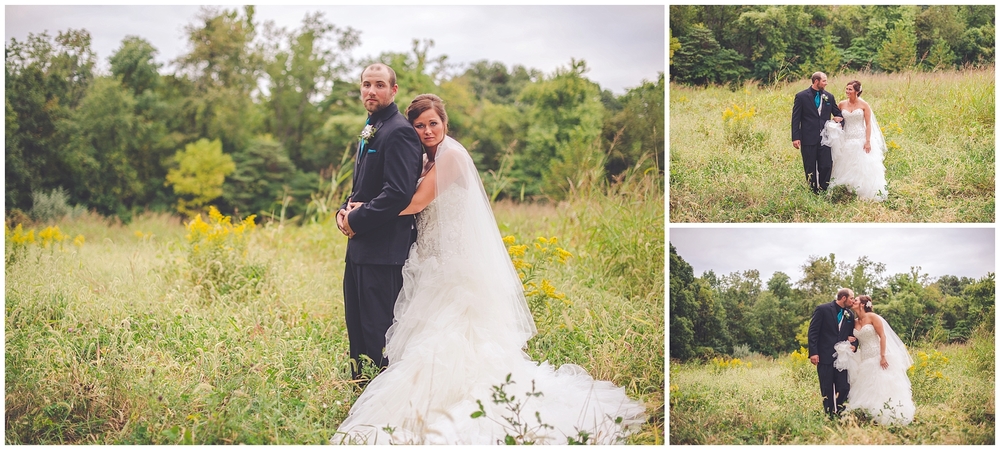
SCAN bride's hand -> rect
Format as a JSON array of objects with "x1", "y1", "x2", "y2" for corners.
[
  {"x1": 346, "y1": 201, "x2": 364, "y2": 212},
  {"x1": 864, "y1": 141, "x2": 871, "y2": 153},
  {"x1": 880, "y1": 356, "x2": 889, "y2": 370}
]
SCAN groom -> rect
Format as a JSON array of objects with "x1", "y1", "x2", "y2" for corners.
[
  {"x1": 337, "y1": 63, "x2": 423, "y2": 380},
  {"x1": 808, "y1": 288, "x2": 857, "y2": 419},
  {"x1": 791, "y1": 72, "x2": 843, "y2": 194}
]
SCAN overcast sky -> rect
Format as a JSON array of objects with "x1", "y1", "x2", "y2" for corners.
[
  {"x1": 670, "y1": 227, "x2": 995, "y2": 284},
  {"x1": 4, "y1": 4, "x2": 664, "y2": 95}
]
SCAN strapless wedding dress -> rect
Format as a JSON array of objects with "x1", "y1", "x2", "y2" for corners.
[
  {"x1": 332, "y1": 137, "x2": 645, "y2": 444},
  {"x1": 825, "y1": 109, "x2": 888, "y2": 201},
  {"x1": 834, "y1": 321, "x2": 914, "y2": 425}
]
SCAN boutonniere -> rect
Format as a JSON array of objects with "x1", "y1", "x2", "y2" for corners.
[
  {"x1": 821, "y1": 93, "x2": 829, "y2": 103},
  {"x1": 359, "y1": 124, "x2": 377, "y2": 141}
]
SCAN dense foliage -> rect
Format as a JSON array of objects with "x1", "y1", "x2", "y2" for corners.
[
  {"x1": 670, "y1": 5, "x2": 995, "y2": 86},
  {"x1": 670, "y1": 244, "x2": 995, "y2": 361},
  {"x1": 6, "y1": 6, "x2": 664, "y2": 223}
]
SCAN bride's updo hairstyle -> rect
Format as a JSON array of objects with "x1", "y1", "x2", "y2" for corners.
[
  {"x1": 405, "y1": 94, "x2": 449, "y2": 135},
  {"x1": 857, "y1": 295, "x2": 873, "y2": 312},
  {"x1": 848, "y1": 80, "x2": 863, "y2": 97}
]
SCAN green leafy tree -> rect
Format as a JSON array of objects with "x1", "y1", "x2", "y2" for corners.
[
  {"x1": 797, "y1": 254, "x2": 839, "y2": 314},
  {"x1": 262, "y1": 11, "x2": 359, "y2": 172},
  {"x1": 925, "y1": 38, "x2": 957, "y2": 71},
  {"x1": 109, "y1": 36, "x2": 178, "y2": 212},
  {"x1": 516, "y1": 59, "x2": 605, "y2": 200},
  {"x1": 749, "y1": 291, "x2": 797, "y2": 356},
  {"x1": 109, "y1": 36, "x2": 162, "y2": 97},
  {"x1": 460, "y1": 60, "x2": 539, "y2": 106},
  {"x1": 878, "y1": 19, "x2": 918, "y2": 72},
  {"x1": 805, "y1": 37, "x2": 843, "y2": 77},
  {"x1": 825, "y1": 5, "x2": 867, "y2": 51},
  {"x1": 716, "y1": 269, "x2": 762, "y2": 348},
  {"x1": 222, "y1": 135, "x2": 318, "y2": 220},
  {"x1": 837, "y1": 255, "x2": 887, "y2": 299},
  {"x1": 165, "y1": 138, "x2": 236, "y2": 215},
  {"x1": 603, "y1": 73, "x2": 664, "y2": 178},
  {"x1": 691, "y1": 277, "x2": 731, "y2": 355},
  {"x1": 58, "y1": 77, "x2": 147, "y2": 220},
  {"x1": 963, "y1": 273, "x2": 995, "y2": 331},
  {"x1": 733, "y1": 6, "x2": 795, "y2": 82},
  {"x1": 954, "y1": 24, "x2": 995, "y2": 66},
  {"x1": 670, "y1": 23, "x2": 746, "y2": 85},
  {"x1": 174, "y1": 6, "x2": 264, "y2": 154},
  {"x1": 915, "y1": 6, "x2": 965, "y2": 59},
  {"x1": 767, "y1": 271, "x2": 794, "y2": 301},
  {"x1": 670, "y1": 244, "x2": 699, "y2": 360},
  {"x1": 5, "y1": 30, "x2": 95, "y2": 211}
]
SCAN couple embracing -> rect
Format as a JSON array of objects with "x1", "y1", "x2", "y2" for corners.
[
  {"x1": 808, "y1": 288, "x2": 914, "y2": 425},
  {"x1": 331, "y1": 63, "x2": 645, "y2": 444},
  {"x1": 792, "y1": 72, "x2": 889, "y2": 201}
]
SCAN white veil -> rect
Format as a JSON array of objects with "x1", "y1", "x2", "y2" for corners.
[
  {"x1": 868, "y1": 108, "x2": 888, "y2": 156},
  {"x1": 397, "y1": 136, "x2": 537, "y2": 348},
  {"x1": 879, "y1": 315, "x2": 913, "y2": 370}
]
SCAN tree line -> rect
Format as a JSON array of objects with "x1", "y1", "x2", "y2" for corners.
[
  {"x1": 670, "y1": 244, "x2": 995, "y2": 361},
  {"x1": 5, "y1": 6, "x2": 664, "y2": 223},
  {"x1": 669, "y1": 5, "x2": 995, "y2": 86}
]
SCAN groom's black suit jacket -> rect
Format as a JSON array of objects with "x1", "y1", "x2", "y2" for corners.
[
  {"x1": 344, "y1": 102, "x2": 423, "y2": 266},
  {"x1": 808, "y1": 300, "x2": 856, "y2": 365},
  {"x1": 791, "y1": 86, "x2": 842, "y2": 146}
]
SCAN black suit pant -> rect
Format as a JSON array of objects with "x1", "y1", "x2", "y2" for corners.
[
  {"x1": 816, "y1": 362, "x2": 850, "y2": 418},
  {"x1": 800, "y1": 143, "x2": 832, "y2": 193},
  {"x1": 343, "y1": 260, "x2": 403, "y2": 379}
]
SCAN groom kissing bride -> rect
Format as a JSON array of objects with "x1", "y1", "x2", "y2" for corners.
[{"x1": 808, "y1": 288, "x2": 915, "y2": 425}]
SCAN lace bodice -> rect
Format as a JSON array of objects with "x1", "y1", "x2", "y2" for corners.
[
  {"x1": 414, "y1": 184, "x2": 464, "y2": 258},
  {"x1": 842, "y1": 108, "x2": 866, "y2": 140},
  {"x1": 854, "y1": 323, "x2": 881, "y2": 360}
]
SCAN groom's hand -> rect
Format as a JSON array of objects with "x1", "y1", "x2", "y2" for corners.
[
  {"x1": 809, "y1": 355, "x2": 819, "y2": 366},
  {"x1": 336, "y1": 208, "x2": 349, "y2": 236},
  {"x1": 792, "y1": 140, "x2": 801, "y2": 150}
]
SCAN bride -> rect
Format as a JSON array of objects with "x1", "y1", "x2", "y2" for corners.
[
  {"x1": 833, "y1": 295, "x2": 914, "y2": 425},
  {"x1": 333, "y1": 94, "x2": 645, "y2": 444},
  {"x1": 822, "y1": 80, "x2": 889, "y2": 201}
]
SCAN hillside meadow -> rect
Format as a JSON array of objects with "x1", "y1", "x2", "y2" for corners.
[
  {"x1": 669, "y1": 67, "x2": 995, "y2": 222},
  {"x1": 4, "y1": 176, "x2": 664, "y2": 444},
  {"x1": 670, "y1": 328, "x2": 995, "y2": 444}
]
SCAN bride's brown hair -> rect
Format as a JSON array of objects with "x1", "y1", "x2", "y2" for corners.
[
  {"x1": 847, "y1": 80, "x2": 863, "y2": 97},
  {"x1": 405, "y1": 94, "x2": 449, "y2": 136},
  {"x1": 857, "y1": 294, "x2": 873, "y2": 312}
]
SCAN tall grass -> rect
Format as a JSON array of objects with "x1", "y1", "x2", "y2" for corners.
[
  {"x1": 5, "y1": 173, "x2": 664, "y2": 444},
  {"x1": 669, "y1": 330, "x2": 995, "y2": 444},
  {"x1": 670, "y1": 67, "x2": 995, "y2": 222}
]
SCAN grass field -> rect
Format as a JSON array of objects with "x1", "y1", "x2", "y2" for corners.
[
  {"x1": 4, "y1": 175, "x2": 664, "y2": 444},
  {"x1": 669, "y1": 328, "x2": 995, "y2": 444},
  {"x1": 669, "y1": 67, "x2": 995, "y2": 222}
]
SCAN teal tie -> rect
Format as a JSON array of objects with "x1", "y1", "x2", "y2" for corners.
[
  {"x1": 814, "y1": 91, "x2": 821, "y2": 109},
  {"x1": 837, "y1": 307, "x2": 844, "y2": 324}
]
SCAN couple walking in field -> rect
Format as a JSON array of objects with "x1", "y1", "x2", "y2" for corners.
[
  {"x1": 330, "y1": 63, "x2": 644, "y2": 444},
  {"x1": 809, "y1": 288, "x2": 914, "y2": 425},
  {"x1": 792, "y1": 71, "x2": 889, "y2": 201}
]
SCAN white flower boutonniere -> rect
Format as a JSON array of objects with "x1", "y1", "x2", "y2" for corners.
[
  {"x1": 360, "y1": 124, "x2": 377, "y2": 141},
  {"x1": 821, "y1": 93, "x2": 829, "y2": 103}
]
